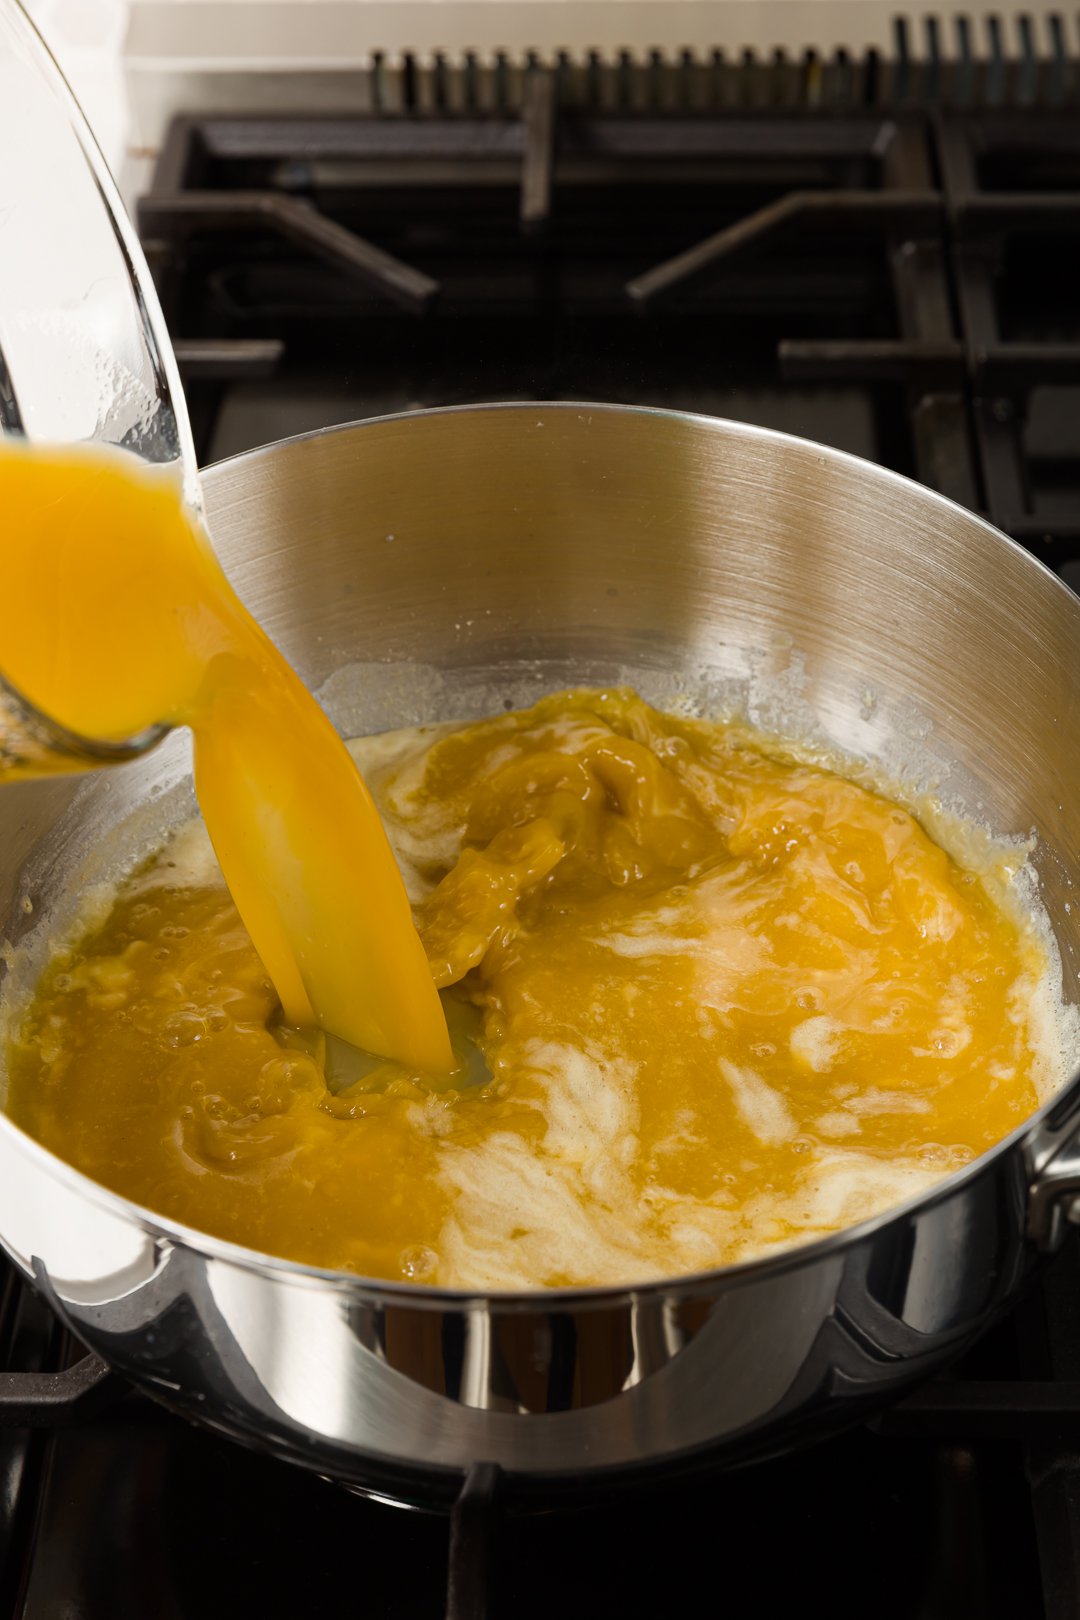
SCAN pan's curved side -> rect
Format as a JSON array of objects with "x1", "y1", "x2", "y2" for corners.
[{"x1": 1, "y1": 403, "x2": 1078, "y2": 1494}]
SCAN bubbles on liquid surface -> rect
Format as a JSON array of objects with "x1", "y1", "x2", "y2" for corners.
[
  {"x1": 161, "y1": 1008, "x2": 209, "y2": 1048},
  {"x1": 399, "y1": 1245, "x2": 438, "y2": 1281}
]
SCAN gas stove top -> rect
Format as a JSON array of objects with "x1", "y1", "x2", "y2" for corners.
[
  {"x1": 4, "y1": 38, "x2": 1080, "y2": 1620},
  {"x1": 136, "y1": 70, "x2": 1080, "y2": 583}
]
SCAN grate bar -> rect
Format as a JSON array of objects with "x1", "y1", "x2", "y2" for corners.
[
  {"x1": 779, "y1": 337, "x2": 966, "y2": 385},
  {"x1": 446, "y1": 1462, "x2": 501, "y2": 1620},
  {"x1": 138, "y1": 191, "x2": 440, "y2": 315},
  {"x1": 975, "y1": 343, "x2": 1080, "y2": 387},
  {"x1": 957, "y1": 194, "x2": 1080, "y2": 238},
  {"x1": 879, "y1": 1379, "x2": 1080, "y2": 1439},
  {"x1": 0, "y1": 1352, "x2": 124, "y2": 1429},
  {"x1": 626, "y1": 190, "x2": 941, "y2": 306},
  {"x1": 172, "y1": 338, "x2": 286, "y2": 379},
  {"x1": 520, "y1": 67, "x2": 556, "y2": 234}
]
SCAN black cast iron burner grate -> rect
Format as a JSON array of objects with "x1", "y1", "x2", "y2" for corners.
[
  {"x1": 0, "y1": 1352, "x2": 119, "y2": 1428},
  {"x1": 2, "y1": 1330, "x2": 1080, "y2": 1620},
  {"x1": 138, "y1": 97, "x2": 1080, "y2": 584}
]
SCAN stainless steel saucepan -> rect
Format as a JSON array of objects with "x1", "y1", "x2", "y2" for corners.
[{"x1": 2, "y1": 402, "x2": 1080, "y2": 1503}]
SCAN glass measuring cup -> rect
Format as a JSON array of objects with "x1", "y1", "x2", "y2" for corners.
[{"x1": 0, "y1": 0, "x2": 198, "y2": 777}]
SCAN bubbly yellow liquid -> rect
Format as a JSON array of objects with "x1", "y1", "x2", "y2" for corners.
[
  {"x1": 0, "y1": 443, "x2": 450, "y2": 1071},
  {"x1": 4, "y1": 688, "x2": 1066, "y2": 1288}
]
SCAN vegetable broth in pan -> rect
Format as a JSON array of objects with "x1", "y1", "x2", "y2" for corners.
[{"x1": 6, "y1": 687, "x2": 1074, "y2": 1288}]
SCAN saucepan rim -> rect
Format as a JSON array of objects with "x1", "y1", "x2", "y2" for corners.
[{"x1": 1, "y1": 400, "x2": 1077, "y2": 1311}]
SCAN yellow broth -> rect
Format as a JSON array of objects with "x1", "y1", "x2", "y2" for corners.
[{"x1": 4, "y1": 689, "x2": 1069, "y2": 1288}]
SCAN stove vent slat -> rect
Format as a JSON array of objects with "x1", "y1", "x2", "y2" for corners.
[
  {"x1": 124, "y1": 6, "x2": 1080, "y2": 149},
  {"x1": 397, "y1": 25, "x2": 1080, "y2": 118}
]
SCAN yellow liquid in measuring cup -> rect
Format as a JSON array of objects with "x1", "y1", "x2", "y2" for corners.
[{"x1": 0, "y1": 442, "x2": 451, "y2": 1071}]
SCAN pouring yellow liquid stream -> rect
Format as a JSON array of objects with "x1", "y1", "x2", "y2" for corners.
[{"x1": 0, "y1": 442, "x2": 452, "y2": 1072}]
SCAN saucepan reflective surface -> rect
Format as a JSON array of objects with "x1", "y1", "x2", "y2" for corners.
[{"x1": 1, "y1": 404, "x2": 1079, "y2": 1501}]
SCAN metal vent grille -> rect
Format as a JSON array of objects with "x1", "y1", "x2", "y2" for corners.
[
  {"x1": 124, "y1": 7, "x2": 1080, "y2": 146},
  {"x1": 391, "y1": 20, "x2": 1080, "y2": 115}
]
